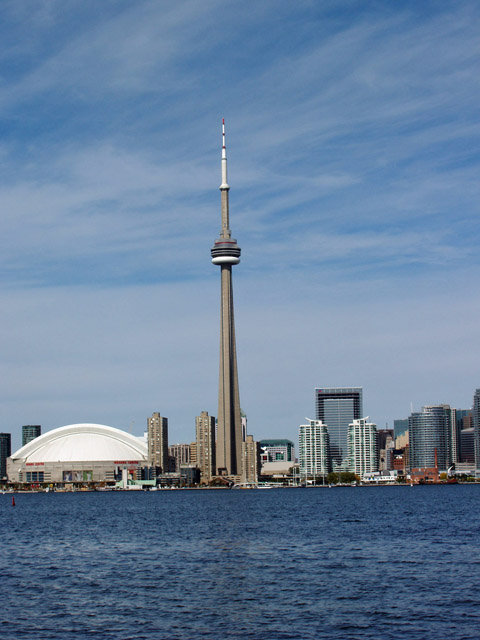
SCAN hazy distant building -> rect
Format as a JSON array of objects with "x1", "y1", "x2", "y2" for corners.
[
  {"x1": 456, "y1": 409, "x2": 472, "y2": 462},
  {"x1": 0, "y1": 433, "x2": 12, "y2": 480},
  {"x1": 348, "y1": 418, "x2": 378, "y2": 477},
  {"x1": 409, "y1": 405, "x2": 453, "y2": 471},
  {"x1": 259, "y1": 439, "x2": 295, "y2": 464},
  {"x1": 315, "y1": 387, "x2": 362, "y2": 470},
  {"x1": 460, "y1": 428, "x2": 475, "y2": 464},
  {"x1": 394, "y1": 419, "x2": 408, "y2": 440},
  {"x1": 195, "y1": 411, "x2": 216, "y2": 483},
  {"x1": 299, "y1": 419, "x2": 331, "y2": 478},
  {"x1": 377, "y1": 429, "x2": 394, "y2": 470},
  {"x1": 22, "y1": 425, "x2": 41, "y2": 447},
  {"x1": 168, "y1": 444, "x2": 191, "y2": 472},
  {"x1": 190, "y1": 441, "x2": 197, "y2": 466},
  {"x1": 147, "y1": 412, "x2": 168, "y2": 472},
  {"x1": 473, "y1": 389, "x2": 480, "y2": 474},
  {"x1": 242, "y1": 435, "x2": 261, "y2": 484},
  {"x1": 241, "y1": 411, "x2": 247, "y2": 442}
]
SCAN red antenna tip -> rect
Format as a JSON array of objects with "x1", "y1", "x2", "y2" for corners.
[{"x1": 222, "y1": 118, "x2": 225, "y2": 125}]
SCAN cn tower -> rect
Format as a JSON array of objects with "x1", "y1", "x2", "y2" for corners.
[{"x1": 211, "y1": 120, "x2": 243, "y2": 477}]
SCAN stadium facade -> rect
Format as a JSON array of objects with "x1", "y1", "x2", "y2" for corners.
[{"x1": 7, "y1": 423, "x2": 148, "y2": 485}]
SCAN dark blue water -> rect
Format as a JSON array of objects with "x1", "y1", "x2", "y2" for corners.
[{"x1": 1, "y1": 485, "x2": 480, "y2": 640}]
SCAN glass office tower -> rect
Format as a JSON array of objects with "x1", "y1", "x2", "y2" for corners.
[
  {"x1": 22, "y1": 425, "x2": 41, "y2": 447},
  {"x1": 408, "y1": 405, "x2": 452, "y2": 470},
  {"x1": 315, "y1": 387, "x2": 363, "y2": 470}
]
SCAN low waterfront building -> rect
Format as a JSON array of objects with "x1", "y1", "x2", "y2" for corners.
[
  {"x1": 362, "y1": 470, "x2": 398, "y2": 483},
  {"x1": 410, "y1": 466, "x2": 440, "y2": 484},
  {"x1": 7, "y1": 423, "x2": 148, "y2": 486},
  {"x1": 259, "y1": 439, "x2": 295, "y2": 464}
]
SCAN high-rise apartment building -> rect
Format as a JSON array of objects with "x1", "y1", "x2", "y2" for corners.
[
  {"x1": 147, "y1": 412, "x2": 168, "y2": 472},
  {"x1": 315, "y1": 387, "x2": 363, "y2": 470},
  {"x1": 242, "y1": 435, "x2": 260, "y2": 484},
  {"x1": 211, "y1": 121, "x2": 243, "y2": 477},
  {"x1": 473, "y1": 389, "x2": 480, "y2": 474},
  {"x1": 299, "y1": 420, "x2": 331, "y2": 478},
  {"x1": 0, "y1": 433, "x2": 12, "y2": 480},
  {"x1": 409, "y1": 405, "x2": 453, "y2": 471},
  {"x1": 22, "y1": 425, "x2": 41, "y2": 447},
  {"x1": 348, "y1": 418, "x2": 378, "y2": 477},
  {"x1": 195, "y1": 411, "x2": 216, "y2": 483},
  {"x1": 189, "y1": 441, "x2": 197, "y2": 467}
]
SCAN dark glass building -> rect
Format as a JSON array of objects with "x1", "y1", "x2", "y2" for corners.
[
  {"x1": 22, "y1": 425, "x2": 41, "y2": 447},
  {"x1": 0, "y1": 433, "x2": 12, "y2": 480},
  {"x1": 315, "y1": 387, "x2": 363, "y2": 470},
  {"x1": 393, "y1": 419, "x2": 408, "y2": 440}
]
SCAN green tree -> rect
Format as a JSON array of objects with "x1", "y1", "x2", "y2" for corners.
[{"x1": 326, "y1": 472, "x2": 338, "y2": 484}]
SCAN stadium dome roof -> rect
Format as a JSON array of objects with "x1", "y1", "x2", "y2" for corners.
[{"x1": 11, "y1": 424, "x2": 148, "y2": 463}]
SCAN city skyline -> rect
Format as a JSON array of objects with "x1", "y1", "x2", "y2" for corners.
[{"x1": 1, "y1": 2, "x2": 479, "y2": 451}]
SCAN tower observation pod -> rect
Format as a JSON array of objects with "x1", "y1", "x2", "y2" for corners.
[
  {"x1": 211, "y1": 120, "x2": 241, "y2": 266},
  {"x1": 211, "y1": 120, "x2": 243, "y2": 478}
]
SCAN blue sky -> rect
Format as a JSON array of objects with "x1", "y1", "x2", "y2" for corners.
[{"x1": 1, "y1": 0, "x2": 479, "y2": 451}]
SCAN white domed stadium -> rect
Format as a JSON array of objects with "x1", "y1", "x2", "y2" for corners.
[{"x1": 7, "y1": 423, "x2": 148, "y2": 486}]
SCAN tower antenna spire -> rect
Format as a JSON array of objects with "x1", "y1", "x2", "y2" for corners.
[{"x1": 220, "y1": 118, "x2": 229, "y2": 190}]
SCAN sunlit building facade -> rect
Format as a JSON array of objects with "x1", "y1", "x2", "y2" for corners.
[
  {"x1": 147, "y1": 412, "x2": 169, "y2": 472},
  {"x1": 299, "y1": 419, "x2": 331, "y2": 478},
  {"x1": 348, "y1": 418, "x2": 378, "y2": 478}
]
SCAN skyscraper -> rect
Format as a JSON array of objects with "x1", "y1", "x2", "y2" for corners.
[
  {"x1": 473, "y1": 389, "x2": 480, "y2": 474},
  {"x1": 0, "y1": 433, "x2": 11, "y2": 480},
  {"x1": 299, "y1": 419, "x2": 331, "y2": 478},
  {"x1": 147, "y1": 412, "x2": 168, "y2": 472},
  {"x1": 315, "y1": 387, "x2": 363, "y2": 470},
  {"x1": 195, "y1": 411, "x2": 216, "y2": 483},
  {"x1": 22, "y1": 425, "x2": 41, "y2": 447},
  {"x1": 211, "y1": 120, "x2": 243, "y2": 477},
  {"x1": 409, "y1": 405, "x2": 452, "y2": 470},
  {"x1": 242, "y1": 435, "x2": 261, "y2": 484},
  {"x1": 348, "y1": 418, "x2": 378, "y2": 477}
]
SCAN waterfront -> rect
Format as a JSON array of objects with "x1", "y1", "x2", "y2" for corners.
[{"x1": 1, "y1": 485, "x2": 480, "y2": 640}]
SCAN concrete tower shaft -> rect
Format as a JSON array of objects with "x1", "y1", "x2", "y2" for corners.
[{"x1": 211, "y1": 120, "x2": 243, "y2": 477}]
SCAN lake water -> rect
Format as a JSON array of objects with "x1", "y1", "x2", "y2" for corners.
[{"x1": 1, "y1": 485, "x2": 480, "y2": 640}]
